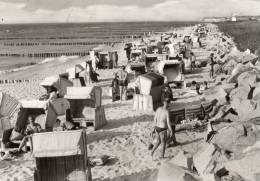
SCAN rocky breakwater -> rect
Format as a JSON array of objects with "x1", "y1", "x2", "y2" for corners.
[{"x1": 157, "y1": 23, "x2": 260, "y2": 181}]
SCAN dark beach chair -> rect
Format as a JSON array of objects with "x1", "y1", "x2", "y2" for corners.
[
  {"x1": 185, "y1": 104, "x2": 203, "y2": 120},
  {"x1": 169, "y1": 108, "x2": 185, "y2": 125},
  {"x1": 201, "y1": 102, "x2": 213, "y2": 118}
]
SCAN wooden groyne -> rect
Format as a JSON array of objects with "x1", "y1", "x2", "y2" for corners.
[
  {"x1": 0, "y1": 79, "x2": 42, "y2": 84},
  {"x1": 0, "y1": 52, "x2": 89, "y2": 58}
]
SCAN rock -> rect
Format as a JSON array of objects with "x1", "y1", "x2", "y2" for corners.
[
  {"x1": 221, "y1": 83, "x2": 236, "y2": 94},
  {"x1": 237, "y1": 70, "x2": 259, "y2": 87},
  {"x1": 230, "y1": 86, "x2": 250, "y2": 101},
  {"x1": 223, "y1": 59, "x2": 237, "y2": 75},
  {"x1": 230, "y1": 99, "x2": 256, "y2": 120},
  {"x1": 227, "y1": 63, "x2": 252, "y2": 83},
  {"x1": 252, "y1": 82, "x2": 260, "y2": 101},
  {"x1": 170, "y1": 150, "x2": 190, "y2": 169},
  {"x1": 211, "y1": 124, "x2": 246, "y2": 152},
  {"x1": 157, "y1": 162, "x2": 201, "y2": 181},
  {"x1": 224, "y1": 151, "x2": 260, "y2": 181},
  {"x1": 205, "y1": 86, "x2": 227, "y2": 105},
  {"x1": 211, "y1": 122, "x2": 260, "y2": 155},
  {"x1": 193, "y1": 144, "x2": 216, "y2": 175}
]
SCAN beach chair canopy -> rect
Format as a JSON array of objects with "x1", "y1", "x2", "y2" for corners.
[
  {"x1": 157, "y1": 60, "x2": 182, "y2": 82},
  {"x1": 146, "y1": 54, "x2": 158, "y2": 58},
  {"x1": 16, "y1": 102, "x2": 47, "y2": 131},
  {"x1": 139, "y1": 72, "x2": 164, "y2": 95},
  {"x1": 40, "y1": 76, "x2": 60, "y2": 89},
  {"x1": 32, "y1": 130, "x2": 86, "y2": 157},
  {"x1": 65, "y1": 86, "x2": 102, "y2": 107},
  {"x1": 131, "y1": 49, "x2": 142, "y2": 55},
  {"x1": 0, "y1": 92, "x2": 20, "y2": 118},
  {"x1": 145, "y1": 54, "x2": 158, "y2": 69},
  {"x1": 65, "y1": 86, "x2": 99, "y2": 99},
  {"x1": 75, "y1": 64, "x2": 85, "y2": 73},
  {"x1": 20, "y1": 100, "x2": 47, "y2": 109},
  {"x1": 99, "y1": 51, "x2": 109, "y2": 55},
  {"x1": 59, "y1": 72, "x2": 69, "y2": 80},
  {"x1": 0, "y1": 92, "x2": 20, "y2": 136},
  {"x1": 40, "y1": 76, "x2": 73, "y2": 97}
]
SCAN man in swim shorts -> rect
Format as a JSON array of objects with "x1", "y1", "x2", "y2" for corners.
[{"x1": 151, "y1": 99, "x2": 173, "y2": 159}]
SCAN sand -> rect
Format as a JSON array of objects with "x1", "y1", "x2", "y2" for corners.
[{"x1": 0, "y1": 23, "x2": 245, "y2": 181}]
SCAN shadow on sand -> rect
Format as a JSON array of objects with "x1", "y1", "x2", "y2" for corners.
[
  {"x1": 87, "y1": 131, "x2": 131, "y2": 144},
  {"x1": 103, "y1": 115, "x2": 153, "y2": 130},
  {"x1": 93, "y1": 168, "x2": 158, "y2": 181}
]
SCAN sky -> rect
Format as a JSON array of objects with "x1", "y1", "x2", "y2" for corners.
[{"x1": 0, "y1": 0, "x2": 260, "y2": 23}]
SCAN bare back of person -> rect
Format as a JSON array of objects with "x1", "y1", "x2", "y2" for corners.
[{"x1": 151, "y1": 102, "x2": 173, "y2": 159}]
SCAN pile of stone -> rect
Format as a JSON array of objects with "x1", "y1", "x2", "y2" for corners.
[{"x1": 157, "y1": 24, "x2": 260, "y2": 181}]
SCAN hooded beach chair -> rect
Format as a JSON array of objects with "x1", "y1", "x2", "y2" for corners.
[
  {"x1": 65, "y1": 86, "x2": 106, "y2": 130},
  {"x1": 32, "y1": 130, "x2": 92, "y2": 181},
  {"x1": 40, "y1": 75, "x2": 73, "y2": 97}
]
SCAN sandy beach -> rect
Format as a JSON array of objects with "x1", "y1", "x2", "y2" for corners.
[
  {"x1": 0, "y1": 24, "x2": 209, "y2": 181},
  {"x1": 0, "y1": 22, "x2": 259, "y2": 181}
]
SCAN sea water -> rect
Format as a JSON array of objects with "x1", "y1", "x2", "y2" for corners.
[{"x1": 0, "y1": 21, "x2": 197, "y2": 70}]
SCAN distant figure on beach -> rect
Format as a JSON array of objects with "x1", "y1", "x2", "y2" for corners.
[
  {"x1": 124, "y1": 43, "x2": 132, "y2": 62},
  {"x1": 18, "y1": 115, "x2": 42, "y2": 152},
  {"x1": 178, "y1": 54, "x2": 185, "y2": 74},
  {"x1": 198, "y1": 36, "x2": 202, "y2": 47},
  {"x1": 209, "y1": 53, "x2": 216, "y2": 78},
  {"x1": 190, "y1": 52, "x2": 196, "y2": 71},
  {"x1": 85, "y1": 61, "x2": 99, "y2": 84},
  {"x1": 191, "y1": 81, "x2": 203, "y2": 95},
  {"x1": 111, "y1": 73, "x2": 119, "y2": 102},
  {"x1": 151, "y1": 99, "x2": 173, "y2": 159},
  {"x1": 117, "y1": 66, "x2": 128, "y2": 101}
]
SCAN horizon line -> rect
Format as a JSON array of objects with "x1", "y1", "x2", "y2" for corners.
[{"x1": 0, "y1": 20, "x2": 202, "y2": 25}]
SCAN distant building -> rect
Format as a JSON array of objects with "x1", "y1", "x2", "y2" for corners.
[
  {"x1": 202, "y1": 17, "x2": 228, "y2": 22},
  {"x1": 202, "y1": 15, "x2": 260, "y2": 22}
]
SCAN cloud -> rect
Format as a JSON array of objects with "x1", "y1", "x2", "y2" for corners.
[
  {"x1": 1, "y1": 0, "x2": 178, "y2": 10},
  {"x1": 0, "y1": 0, "x2": 260, "y2": 23}
]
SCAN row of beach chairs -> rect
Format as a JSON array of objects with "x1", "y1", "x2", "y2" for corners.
[{"x1": 169, "y1": 102, "x2": 213, "y2": 124}]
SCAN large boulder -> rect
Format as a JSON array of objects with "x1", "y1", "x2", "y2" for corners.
[
  {"x1": 237, "y1": 70, "x2": 260, "y2": 87},
  {"x1": 222, "y1": 59, "x2": 237, "y2": 75},
  {"x1": 204, "y1": 86, "x2": 227, "y2": 105},
  {"x1": 157, "y1": 162, "x2": 201, "y2": 181},
  {"x1": 252, "y1": 82, "x2": 260, "y2": 101},
  {"x1": 230, "y1": 99, "x2": 256, "y2": 120},
  {"x1": 211, "y1": 124, "x2": 246, "y2": 152},
  {"x1": 223, "y1": 151, "x2": 260, "y2": 181},
  {"x1": 230, "y1": 86, "x2": 250, "y2": 101},
  {"x1": 170, "y1": 150, "x2": 190, "y2": 169},
  {"x1": 193, "y1": 144, "x2": 216, "y2": 175},
  {"x1": 211, "y1": 122, "x2": 260, "y2": 154},
  {"x1": 227, "y1": 63, "x2": 253, "y2": 83}
]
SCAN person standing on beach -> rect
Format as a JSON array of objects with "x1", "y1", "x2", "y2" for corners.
[
  {"x1": 209, "y1": 53, "x2": 215, "y2": 78},
  {"x1": 190, "y1": 52, "x2": 196, "y2": 71},
  {"x1": 111, "y1": 73, "x2": 119, "y2": 102},
  {"x1": 151, "y1": 99, "x2": 173, "y2": 159},
  {"x1": 117, "y1": 66, "x2": 128, "y2": 101}
]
